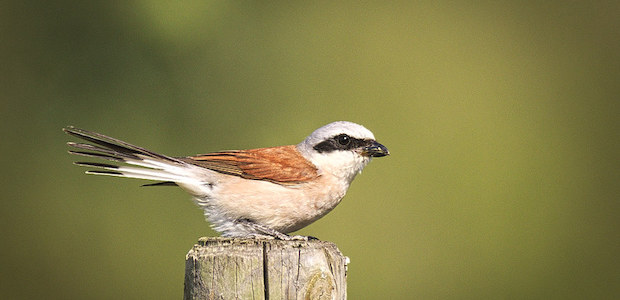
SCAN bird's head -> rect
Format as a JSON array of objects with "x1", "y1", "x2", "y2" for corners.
[{"x1": 297, "y1": 121, "x2": 389, "y2": 182}]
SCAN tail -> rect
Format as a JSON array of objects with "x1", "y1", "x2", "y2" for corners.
[{"x1": 64, "y1": 126, "x2": 204, "y2": 187}]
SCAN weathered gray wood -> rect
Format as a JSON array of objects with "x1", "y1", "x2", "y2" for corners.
[{"x1": 184, "y1": 237, "x2": 348, "y2": 300}]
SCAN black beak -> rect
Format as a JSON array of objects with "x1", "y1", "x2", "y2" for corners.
[{"x1": 362, "y1": 141, "x2": 389, "y2": 157}]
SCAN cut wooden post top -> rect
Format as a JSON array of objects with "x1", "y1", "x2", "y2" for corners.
[{"x1": 184, "y1": 237, "x2": 348, "y2": 300}]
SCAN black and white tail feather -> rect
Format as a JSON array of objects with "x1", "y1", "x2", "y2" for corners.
[{"x1": 63, "y1": 126, "x2": 208, "y2": 192}]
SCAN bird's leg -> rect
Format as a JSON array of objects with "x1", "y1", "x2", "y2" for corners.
[
  {"x1": 235, "y1": 219, "x2": 292, "y2": 240},
  {"x1": 234, "y1": 219, "x2": 319, "y2": 241}
]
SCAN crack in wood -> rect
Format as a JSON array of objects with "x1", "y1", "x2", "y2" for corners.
[{"x1": 262, "y1": 241, "x2": 269, "y2": 300}]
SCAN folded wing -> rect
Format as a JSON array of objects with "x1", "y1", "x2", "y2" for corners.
[{"x1": 183, "y1": 146, "x2": 319, "y2": 184}]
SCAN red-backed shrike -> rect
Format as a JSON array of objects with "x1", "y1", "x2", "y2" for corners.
[{"x1": 64, "y1": 121, "x2": 388, "y2": 239}]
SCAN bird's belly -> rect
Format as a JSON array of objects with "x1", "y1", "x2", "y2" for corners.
[{"x1": 197, "y1": 175, "x2": 348, "y2": 234}]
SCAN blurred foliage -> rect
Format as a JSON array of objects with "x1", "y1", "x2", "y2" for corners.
[{"x1": 1, "y1": 1, "x2": 618, "y2": 299}]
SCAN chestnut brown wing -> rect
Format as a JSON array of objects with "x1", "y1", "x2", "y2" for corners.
[{"x1": 180, "y1": 145, "x2": 319, "y2": 184}]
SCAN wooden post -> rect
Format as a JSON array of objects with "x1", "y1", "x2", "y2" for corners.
[{"x1": 184, "y1": 237, "x2": 348, "y2": 300}]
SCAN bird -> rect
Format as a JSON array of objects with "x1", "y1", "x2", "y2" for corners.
[{"x1": 64, "y1": 121, "x2": 389, "y2": 239}]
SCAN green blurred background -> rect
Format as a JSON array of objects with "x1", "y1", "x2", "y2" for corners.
[{"x1": 1, "y1": 1, "x2": 618, "y2": 299}]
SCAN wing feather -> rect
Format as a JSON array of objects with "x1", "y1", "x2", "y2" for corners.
[{"x1": 180, "y1": 145, "x2": 318, "y2": 184}]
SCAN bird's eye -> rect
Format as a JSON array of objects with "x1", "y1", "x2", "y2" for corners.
[{"x1": 336, "y1": 134, "x2": 350, "y2": 145}]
